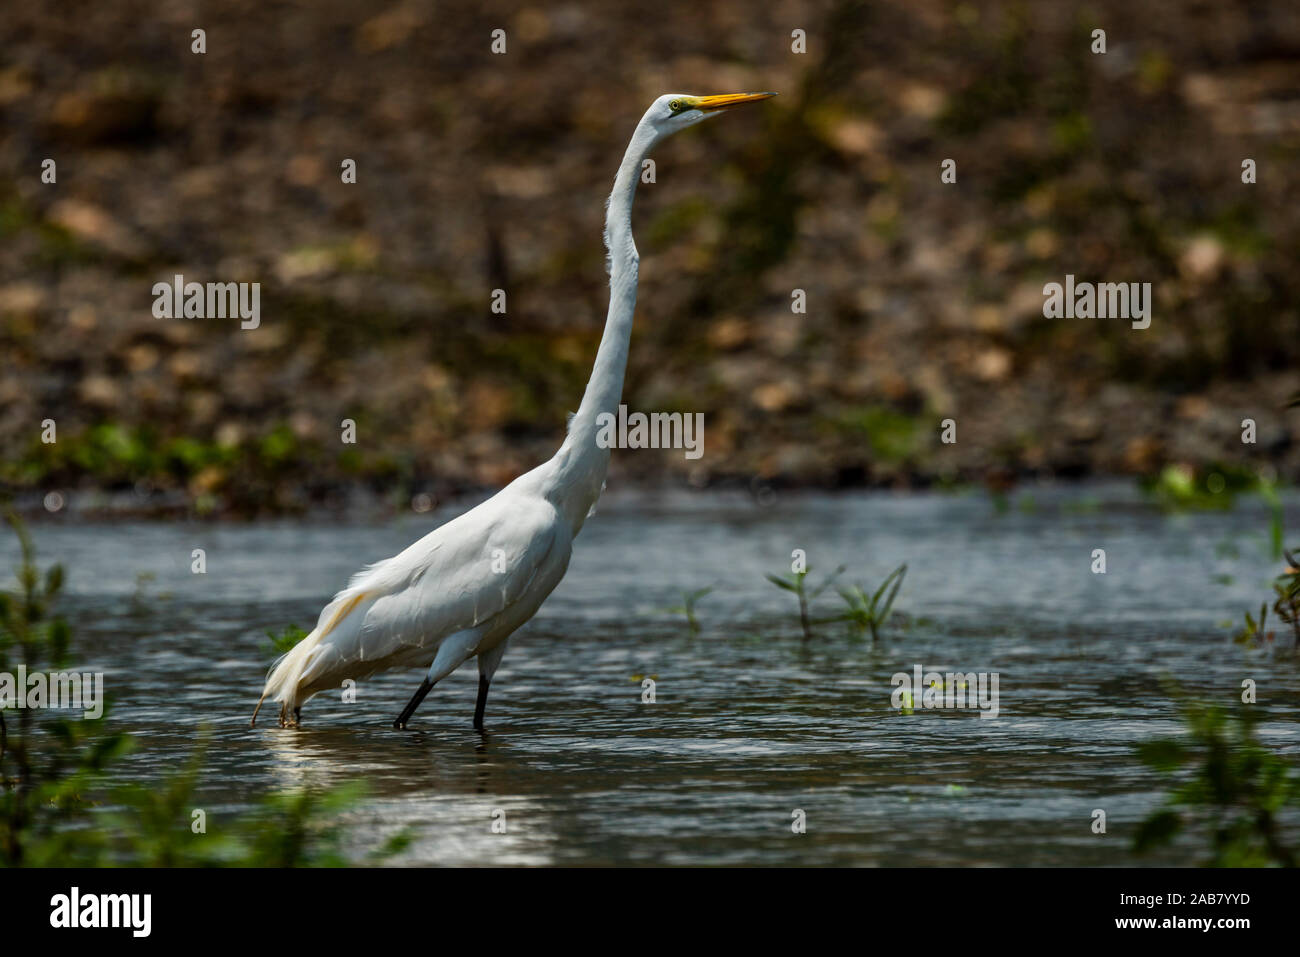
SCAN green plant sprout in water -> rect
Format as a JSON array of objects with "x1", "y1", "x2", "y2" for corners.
[
  {"x1": 1134, "y1": 696, "x2": 1299, "y2": 867},
  {"x1": 665, "y1": 587, "x2": 712, "y2": 635},
  {"x1": 835, "y1": 564, "x2": 907, "y2": 642},
  {"x1": 1232, "y1": 602, "x2": 1273, "y2": 647},
  {"x1": 765, "y1": 564, "x2": 845, "y2": 641},
  {"x1": 1232, "y1": 547, "x2": 1300, "y2": 652}
]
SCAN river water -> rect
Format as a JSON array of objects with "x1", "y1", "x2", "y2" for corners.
[{"x1": 7, "y1": 482, "x2": 1299, "y2": 865}]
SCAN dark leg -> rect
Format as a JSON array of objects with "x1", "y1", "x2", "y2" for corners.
[
  {"x1": 293, "y1": 707, "x2": 301, "y2": 727},
  {"x1": 473, "y1": 675, "x2": 491, "y2": 731},
  {"x1": 393, "y1": 678, "x2": 435, "y2": 729}
]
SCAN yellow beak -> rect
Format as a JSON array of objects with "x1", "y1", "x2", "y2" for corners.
[{"x1": 687, "y1": 92, "x2": 778, "y2": 112}]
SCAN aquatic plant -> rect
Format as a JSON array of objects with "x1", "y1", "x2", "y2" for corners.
[
  {"x1": 0, "y1": 510, "x2": 109, "y2": 866},
  {"x1": 1, "y1": 512, "x2": 395, "y2": 866},
  {"x1": 665, "y1": 587, "x2": 712, "y2": 635},
  {"x1": 1134, "y1": 697, "x2": 1299, "y2": 867},
  {"x1": 266, "y1": 623, "x2": 309, "y2": 656},
  {"x1": 1231, "y1": 548, "x2": 1300, "y2": 652},
  {"x1": 107, "y1": 748, "x2": 408, "y2": 866},
  {"x1": 129, "y1": 570, "x2": 172, "y2": 615},
  {"x1": 835, "y1": 564, "x2": 908, "y2": 642},
  {"x1": 1270, "y1": 549, "x2": 1300, "y2": 648},
  {"x1": 1232, "y1": 602, "x2": 1273, "y2": 647},
  {"x1": 765, "y1": 564, "x2": 845, "y2": 641}
]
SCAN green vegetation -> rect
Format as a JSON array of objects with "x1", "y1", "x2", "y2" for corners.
[
  {"x1": 765, "y1": 564, "x2": 845, "y2": 642},
  {"x1": 1232, "y1": 602, "x2": 1274, "y2": 647},
  {"x1": 1141, "y1": 463, "x2": 1272, "y2": 511},
  {"x1": 0, "y1": 511, "x2": 102, "y2": 866},
  {"x1": 827, "y1": 405, "x2": 922, "y2": 465},
  {"x1": 665, "y1": 587, "x2": 712, "y2": 636},
  {"x1": 766, "y1": 561, "x2": 910, "y2": 643},
  {"x1": 1134, "y1": 696, "x2": 1299, "y2": 867},
  {"x1": 265, "y1": 623, "x2": 309, "y2": 657},
  {"x1": 1229, "y1": 546, "x2": 1299, "y2": 652},
  {"x1": 1271, "y1": 550, "x2": 1300, "y2": 647},
  {"x1": 105, "y1": 756, "x2": 406, "y2": 866},
  {"x1": 0, "y1": 512, "x2": 400, "y2": 866},
  {"x1": 4, "y1": 422, "x2": 237, "y2": 487},
  {"x1": 835, "y1": 563, "x2": 908, "y2": 642},
  {"x1": 1144, "y1": 465, "x2": 1287, "y2": 562}
]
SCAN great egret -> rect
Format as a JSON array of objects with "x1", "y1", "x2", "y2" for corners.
[{"x1": 252, "y1": 92, "x2": 776, "y2": 731}]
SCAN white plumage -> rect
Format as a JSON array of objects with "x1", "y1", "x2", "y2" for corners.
[{"x1": 252, "y1": 91, "x2": 775, "y2": 730}]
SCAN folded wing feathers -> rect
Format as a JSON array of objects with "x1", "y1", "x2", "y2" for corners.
[{"x1": 257, "y1": 496, "x2": 561, "y2": 713}]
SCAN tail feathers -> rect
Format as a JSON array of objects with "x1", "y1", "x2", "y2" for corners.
[
  {"x1": 250, "y1": 588, "x2": 375, "y2": 726},
  {"x1": 250, "y1": 626, "x2": 321, "y2": 725}
]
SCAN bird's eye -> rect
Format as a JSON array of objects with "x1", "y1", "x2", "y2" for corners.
[{"x1": 669, "y1": 99, "x2": 682, "y2": 112}]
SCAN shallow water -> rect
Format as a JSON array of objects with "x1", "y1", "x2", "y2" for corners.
[{"x1": 7, "y1": 482, "x2": 1300, "y2": 865}]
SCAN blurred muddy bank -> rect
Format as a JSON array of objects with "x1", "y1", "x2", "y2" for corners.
[{"x1": 1, "y1": 1, "x2": 1298, "y2": 516}]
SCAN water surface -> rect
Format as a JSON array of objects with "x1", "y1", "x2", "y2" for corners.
[{"x1": 9, "y1": 482, "x2": 1299, "y2": 865}]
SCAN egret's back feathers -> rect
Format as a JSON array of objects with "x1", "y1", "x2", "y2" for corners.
[{"x1": 255, "y1": 485, "x2": 571, "y2": 716}]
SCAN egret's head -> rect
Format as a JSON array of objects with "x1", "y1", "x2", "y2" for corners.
[{"x1": 646, "y1": 92, "x2": 777, "y2": 137}]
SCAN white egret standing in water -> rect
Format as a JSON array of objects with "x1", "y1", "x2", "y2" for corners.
[{"x1": 252, "y1": 92, "x2": 776, "y2": 731}]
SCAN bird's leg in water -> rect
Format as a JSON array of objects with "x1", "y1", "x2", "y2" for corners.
[
  {"x1": 393, "y1": 678, "x2": 436, "y2": 729},
  {"x1": 473, "y1": 675, "x2": 491, "y2": 731},
  {"x1": 293, "y1": 707, "x2": 301, "y2": 727}
]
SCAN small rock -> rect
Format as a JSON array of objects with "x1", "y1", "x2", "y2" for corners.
[{"x1": 1180, "y1": 235, "x2": 1224, "y2": 280}]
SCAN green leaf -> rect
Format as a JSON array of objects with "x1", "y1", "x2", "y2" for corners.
[
  {"x1": 1137, "y1": 739, "x2": 1187, "y2": 772},
  {"x1": 808, "y1": 565, "x2": 846, "y2": 600},
  {"x1": 265, "y1": 624, "x2": 309, "y2": 655},
  {"x1": 1133, "y1": 809, "x2": 1182, "y2": 852},
  {"x1": 876, "y1": 563, "x2": 907, "y2": 623}
]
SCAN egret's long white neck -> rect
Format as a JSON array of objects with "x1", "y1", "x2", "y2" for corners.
[{"x1": 546, "y1": 114, "x2": 659, "y2": 531}]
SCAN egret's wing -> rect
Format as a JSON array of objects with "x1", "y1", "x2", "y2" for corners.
[{"x1": 294, "y1": 494, "x2": 564, "y2": 687}]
